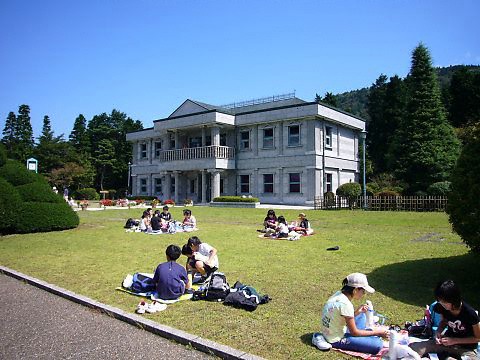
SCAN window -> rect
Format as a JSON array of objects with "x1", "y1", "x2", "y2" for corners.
[
  {"x1": 140, "y1": 178, "x2": 147, "y2": 193},
  {"x1": 288, "y1": 125, "x2": 300, "y2": 147},
  {"x1": 263, "y1": 128, "x2": 274, "y2": 149},
  {"x1": 289, "y1": 173, "x2": 301, "y2": 193},
  {"x1": 170, "y1": 135, "x2": 175, "y2": 149},
  {"x1": 325, "y1": 126, "x2": 332, "y2": 148},
  {"x1": 240, "y1": 130, "x2": 250, "y2": 150},
  {"x1": 263, "y1": 174, "x2": 274, "y2": 193},
  {"x1": 220, "y1": 134, "x2": 226, "y2": 146},
  {"x1": 205, "y1": 136, "x2": 212, "y2": 146},
  {"x1": 326, "y1": 173, "x2": 332, "y2": 193},
  {"x1": 190, "y1": 179, "x2": 195, "y2": 193},
  {"x1": 220, "y1": 179, "x2": 224, "y2": 194},
  {"x1": 154, "y1": 141, "x2": 162, "y2": 158},
  {"x1": 154, "y1": 178, "x2": 162, "y2": 194},
  {"x1": 240, "y1": 175, "x2": 250, "y2": 193},
  {"x1": 140, "y1": 143, "x2": 147, "y2": 159},
  {"x1": 189, "y1": 137, "x2": 202, "y2": 148},
  {"x1": 171, "y1": 177, "x2": 175, "y2": 194}
]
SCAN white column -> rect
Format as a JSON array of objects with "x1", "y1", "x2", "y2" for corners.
[
  {"x1": 202, "y1": 127, "x2": 206, "y2": 146},
  {"x1": 211, "y1": 127, "x2": 220, "y2": 146},
  {"x1": 174, "y1": 171, "x2": 180, "y2": 204},
  {"x1": 278, "y1": 167, "x2": 284, "y2": 202},
  {"x1": 201, "y1": 170, "x2": 207, "y2": 203},
  {"x1": 164, "y1": 173, "x2": 171, "y2": 199},
  {"x1": 212, "y1": 170, "x2": 221, "y2": 199}
]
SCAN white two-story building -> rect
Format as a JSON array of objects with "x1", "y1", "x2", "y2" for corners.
[{"x1": 126, "y1": 93, "x2": 365, "y2": 206}]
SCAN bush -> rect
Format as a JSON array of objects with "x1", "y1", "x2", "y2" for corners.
[
  {"x1": 0, "y1": 160, "x2": 43, "y2": 186},
  {"x1": 0, "y1": 178, "x2": 23, "y2": 234},
  {"x1": 15, "y1": 202, "x2": 79, "y2": 233},
  {"x1": 212, "y1": 196, "x2": 259, "y2": 203},
  {"x1": 376, "y1": 190, "x2": 400, "y2": 197},
  {"x1": 163, "y1": 199, "x2": 175, "y2": 205},
  {"x1": 447, "y1": 124, "x2": 480, "y2": 253},
  {"x1": 427, "y1": 181, "x2": 451, "y2": 196},
  {"x1": 100, "y1": 199, "x2": 114, "y2": 206},
  {"x1": 336, "y1": 182, "x2": 362, "y2": 198},
  {"x1": 74, "y1": 188, "x2": 99, "y2": 200},
  {"x1": 16, "y1": 182, "x2": 63, "y2": 203}
]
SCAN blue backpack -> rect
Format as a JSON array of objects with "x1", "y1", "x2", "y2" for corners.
[{"x1": 131, "y1": 273, "x2": 155, "y2": 293}]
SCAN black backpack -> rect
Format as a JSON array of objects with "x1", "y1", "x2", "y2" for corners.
[
  {"x1": 124, "y1": 218, "x2": 139, "y2": 229},
  {"x1": 205, "y1": 272, "x2": 230, "y2": 301}
]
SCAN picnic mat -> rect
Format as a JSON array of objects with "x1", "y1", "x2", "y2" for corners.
[
  {"x1": 115, "y1": 286, "x2": 193, "y2": 303},
  {"x1": 332, "y1": 346, "x2": 389, "y2": 359}
]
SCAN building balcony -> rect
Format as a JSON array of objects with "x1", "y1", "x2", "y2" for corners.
[{"x1": 159, "y1": 145, "x2": 235, "y2": 162}]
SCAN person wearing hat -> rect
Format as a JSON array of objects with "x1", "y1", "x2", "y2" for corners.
[
  {"x1": 312, "y1": 273, "x2": 389, "y2": 354},
  {"x1": 290, "y1": 213, "x2": 313, "y2": 236}
]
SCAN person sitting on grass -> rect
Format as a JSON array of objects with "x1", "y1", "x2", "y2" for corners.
[
  {"x1": 159, "y1": 205, "x2": 173, "y2": 223},
  {"x1": 312, "y1": 273, "x2": 389, "y2": 354},
  {"x1": 290, "y1": 212, "x2": 314, "y2": 236},
  {"x1": 152, "y1": 244, "x2": 191, "y2": 300},
  {"x1": 150, "y1": 210, "x2": 162, "y2": 231},
  {"x1": 139, "y1": 210, "x2": 151, "y2": 232},
  {"x1": 259, "y1": 209, "x2": 277, "y2": 233},
  {"x1": 182, "y1": 209, "x2": 197, "y2": 231},
  {"x1": 409, "y1": 279, "x2": 480, "y2": 359},
  {"x1": 182, "y1": 236, "x2": 218, "y2": 284},
  {"x1": 265, "y1": 215, "x2": 289, "y2": 238}
]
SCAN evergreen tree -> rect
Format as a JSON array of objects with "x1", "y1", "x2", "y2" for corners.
[
  {"x1": 38, "y1": 115, "x2": 54, "y2": 143},
  {"x1": 392, "y1": 44, "x2": 460, "y2": 193},
  {"x1": 366, "y1": 74, "x2": 388, "y2": 173},
  {"x1": 448, "y1": 67, "x2": 480, "y2": 128},
  {"x1": 11, "y1": 105, "x2": 34, "y2": 162},
  {"x1": 94, "y1": 138, "x2": 115, "y2": 191},
  {"x1": 69, "y1": 114, "x2": 89, "y2": 153},
  {"x1": 322, "y1": 92, "x2": 338, "y2": 107},
  {"x1": 1, "y1": 112, "x2": 17, "y2": 154},
  {"x1": 447, "y1": 124, "x2": 480, "y2": 253}
]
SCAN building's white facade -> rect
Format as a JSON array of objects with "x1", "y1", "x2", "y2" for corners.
[{"x1": 126, "y1": 95, "x2": 365, "y2": 206}]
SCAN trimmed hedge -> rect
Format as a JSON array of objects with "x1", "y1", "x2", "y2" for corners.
[
  {"x1": 427, "y1": 181, "x2": 451, "y2": 196},
  {"x1": 0, "y1": 144, "x2": 6, "y2": 167},
  {"x1": 127, "y1": 196, "x2": 157, "y2": 201},
  {"x1": 212, "y1": 196, "x2": 259, "y2": 203},
  {"x1": 16, "y1": 182, "x2": 64, "y2": 203},
  {"x1": 376, "y1": 190, "x2": 401, "y2": 197},
  {"x1": 0, "y1": 178, "x2": 23, "y2": 234},
  {"x1": 336, "y1": 182, "x2": 362, "y2": 198},
  {"x1": 0, "y1": 160, "x2": 43, "y2": 186},
  {"x1": 74, "y1": 188, "x2": 99, "y2": 200},
  {"x1": 15, "y1": 202, "x2": 79, "y2": 233}
]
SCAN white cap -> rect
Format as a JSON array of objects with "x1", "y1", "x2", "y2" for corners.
[{"x1": 346, "y1": 273, "x2": 375, "y2": 293}]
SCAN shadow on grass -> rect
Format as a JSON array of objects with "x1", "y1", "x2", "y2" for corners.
[
  {"x1": 368, "y1": 253, "x2": 480, "y2": 309},
  {"x1": 300, "y1": 332, "x2": 315, "y2": 346}
]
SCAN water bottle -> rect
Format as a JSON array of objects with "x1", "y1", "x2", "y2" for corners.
[
  {"x1": 365, "y1": 300, "x2": 374, "y2": 329},
  {"x1": 388, "y1": 330, "x2": 397, "y2": 360}
]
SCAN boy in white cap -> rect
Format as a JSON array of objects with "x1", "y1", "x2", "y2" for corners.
[{"x1": 312, "y1": 273, "x2": 389, "y2": 354}]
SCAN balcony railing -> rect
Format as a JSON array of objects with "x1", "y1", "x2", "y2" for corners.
[{"x1": 159, "y1": 145, "x2": 235, "y2": 162}]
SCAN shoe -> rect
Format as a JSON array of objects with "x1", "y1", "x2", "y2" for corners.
[
  {"x1": 312, "y1": 333, "x2": 332, "y2": 351},
  {"x1": 145, "y1": 301, "x2": 167, "y2": 313},
  {"x1": 136, "y1": 301, "x2": 147, "y2": 314},
  {"x1": 122, "y1": 274, "x2": 133, "y2": 289},
  {"x1": 184, "y1": 288, "x2": 194, "y2": 295}
]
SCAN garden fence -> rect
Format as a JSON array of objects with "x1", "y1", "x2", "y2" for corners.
[{"x1": 313, "y1": 195, "x2": 448, "y2": 212}]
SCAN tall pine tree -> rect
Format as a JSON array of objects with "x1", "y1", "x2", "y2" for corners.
[
  {"x1": 69, "y1": 114, "x2": 89, "y2": 153},
  {"x1": 1, "y1": 112, "x2": 17, "y2": 154},
  {"x1": 392, "y1": 44, "x2": 460, "y2": 194}
]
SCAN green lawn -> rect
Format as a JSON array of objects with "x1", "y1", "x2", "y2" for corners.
[{"x1": 0, "y1": 207, "x2": 477, "y2": 359}]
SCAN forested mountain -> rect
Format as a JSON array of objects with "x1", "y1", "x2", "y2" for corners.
[{"x1": 334, "y1": 65, "x2": 480, "y2": 122}]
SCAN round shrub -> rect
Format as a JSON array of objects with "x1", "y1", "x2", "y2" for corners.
[
  {"x1": 0, "y1": 178, "x2": 23, "y2": 234},
  {"x1": 447, "y1": 125, "x2": 480, "y2": 253},
  {"x1": 16, "y1": 182, "x2": 64, "y2": 203},
  {"x1": 15, "y1": 202, "x2": 79, "y2": 233},
  {"x1": 74, "y1": 188, "x2": 99, "y2": 200},
  {"x1": 323, "y1": 191, "x2": 336, "y2": 208},
  {"x1": 0, "y1": 160, "x2": 42, "y2": 186},
  {"x1": 336, "y1": 182, "x2": 362, "y2": 198},
  {"x1": 427, "y1": 181, "x2": 451, "y2": 196}
]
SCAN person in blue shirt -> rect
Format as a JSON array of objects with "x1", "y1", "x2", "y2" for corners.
[{"x1": 152, "y1": 244, "x2": 190, "y2": 300}]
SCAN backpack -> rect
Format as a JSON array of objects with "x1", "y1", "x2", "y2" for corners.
[
  {"x1": 131, "y1": 273, "x2": 155, "y2": 293},
  {"x1": 124, "y1": 218, "x2": 139, "y2": 229},
  {"x1": 205, "y1": 272, "x2": 230, "y2": 301}
]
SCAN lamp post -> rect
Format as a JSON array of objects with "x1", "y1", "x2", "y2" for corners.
[
  {"x1": 359, "y1": 131, "x2": 367, "y2": 209},
  {"x1": 127, "y1": 161, "x2": 131, "y2": 196}
]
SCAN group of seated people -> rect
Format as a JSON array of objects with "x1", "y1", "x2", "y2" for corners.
[
  {"x1": 313, "y1": 273, "x2": 480, "y2": 359},
  {"x1": 138, "y1": 207, "x2": 197, "y2": 233},
  {"x1": 152, "y1": 236, "x2": 218, "y2": 300},
  {"x1": 259, "y1": 209, "x2": 314, "y2": 238}
]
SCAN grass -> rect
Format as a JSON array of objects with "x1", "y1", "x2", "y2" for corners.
[{"x1": 0, "y1": 207, "x2": 478, "y2": 359}]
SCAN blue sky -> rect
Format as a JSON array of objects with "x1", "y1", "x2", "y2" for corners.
[{"x1": 1, "y1": 0, "x2": 479, "y2": 138}]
